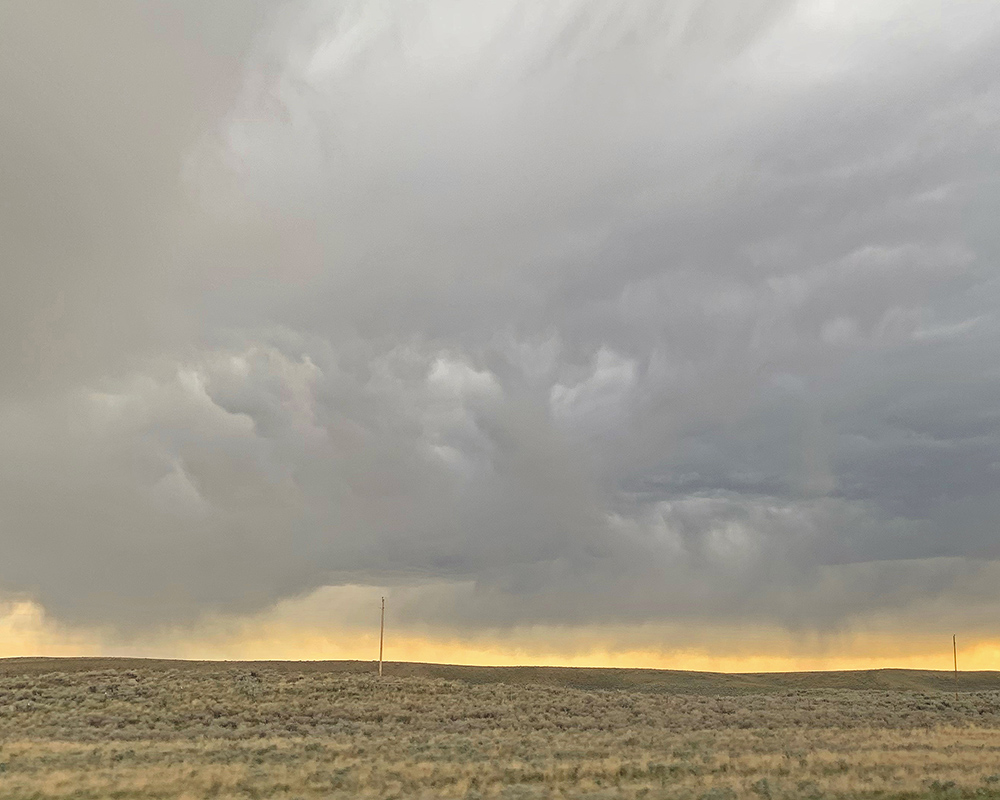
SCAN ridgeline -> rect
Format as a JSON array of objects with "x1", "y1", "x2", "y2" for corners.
[{"x1": 1, "y1": 657, "x2": 996, "y2": 694}]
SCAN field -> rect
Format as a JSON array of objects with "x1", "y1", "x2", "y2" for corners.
[{"x1": 2, "y1": 659, "x2": 1000, "y2": 799}]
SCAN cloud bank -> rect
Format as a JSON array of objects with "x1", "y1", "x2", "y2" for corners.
[{"x1": 2, "y1": 0, "x2": 1000, "y2": 651}]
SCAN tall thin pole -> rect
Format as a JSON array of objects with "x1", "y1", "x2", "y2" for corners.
[
  {"x1": 379, "y1": 596, "x2": 385, "y2": 678},
  {"x1": 953, "y1": 634, "x2": 958, "y2": 701}
]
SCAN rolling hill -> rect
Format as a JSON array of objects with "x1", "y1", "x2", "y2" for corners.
[{"x1": 2, "y1": 656, "x2": 996, "y2": 694}]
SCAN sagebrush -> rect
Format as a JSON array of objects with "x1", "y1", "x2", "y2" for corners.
[{"x1": 1, "y1": 664, "x2": 1000, "y2": 799}]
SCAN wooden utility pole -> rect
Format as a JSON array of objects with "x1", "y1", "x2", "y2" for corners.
[
  {"x1": 953, "y1": 634, "x2": 958, "y2": 701},
  {"x1": 378, "y1": 596, "x2": 385, "y2": 678}
]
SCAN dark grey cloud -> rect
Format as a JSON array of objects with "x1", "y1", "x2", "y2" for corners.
[{"x1": 2, "y1": 0, "x2": 1000, "y2": 638}]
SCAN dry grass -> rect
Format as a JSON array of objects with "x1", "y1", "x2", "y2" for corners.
[{"x1": 1, "y1": 660, "x2": 1000, "y2": 799}]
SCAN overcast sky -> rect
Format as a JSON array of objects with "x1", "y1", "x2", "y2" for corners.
[{"x1": 2, "y1": 1, "x2": 1000, "y2": 663}]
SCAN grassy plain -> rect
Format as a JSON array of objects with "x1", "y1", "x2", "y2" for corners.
[{"x1": 1, "y1": 658, "x2": 1000, "y2": 799}]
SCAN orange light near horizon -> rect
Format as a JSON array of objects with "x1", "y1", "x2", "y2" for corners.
[{"x1": 1, "y1": 599, "x2": 998, "y2": 673}]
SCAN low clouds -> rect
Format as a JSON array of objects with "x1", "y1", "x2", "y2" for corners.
[{"x1": 2, "y1": 0, "x2": 1000, "y2": 648}]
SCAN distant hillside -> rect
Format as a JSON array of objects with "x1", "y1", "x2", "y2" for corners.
[{"x1": 2, "y1": 657, "x2": 998, "y2": 694}]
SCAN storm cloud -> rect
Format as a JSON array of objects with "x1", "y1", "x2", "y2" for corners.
[{"x1": 2, "y1": 0, "x2": 1000, "y2": 643}]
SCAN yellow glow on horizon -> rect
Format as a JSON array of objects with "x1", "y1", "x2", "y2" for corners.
[
  {"x1": 1, "y1": 599, "x2": 997, "y2": 673},
  {"x1": 0, "y1": 601, "x2": 102, "y2": 658}
]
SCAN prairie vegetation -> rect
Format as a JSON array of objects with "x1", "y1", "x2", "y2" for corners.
[{"x1": 1, "y1": 659, "x2": 1000, "y2": 799}]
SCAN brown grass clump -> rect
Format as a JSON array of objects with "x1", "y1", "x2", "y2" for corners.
[{"x1": 1, "y1": 660, "x2": 999, "y2": 799}]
